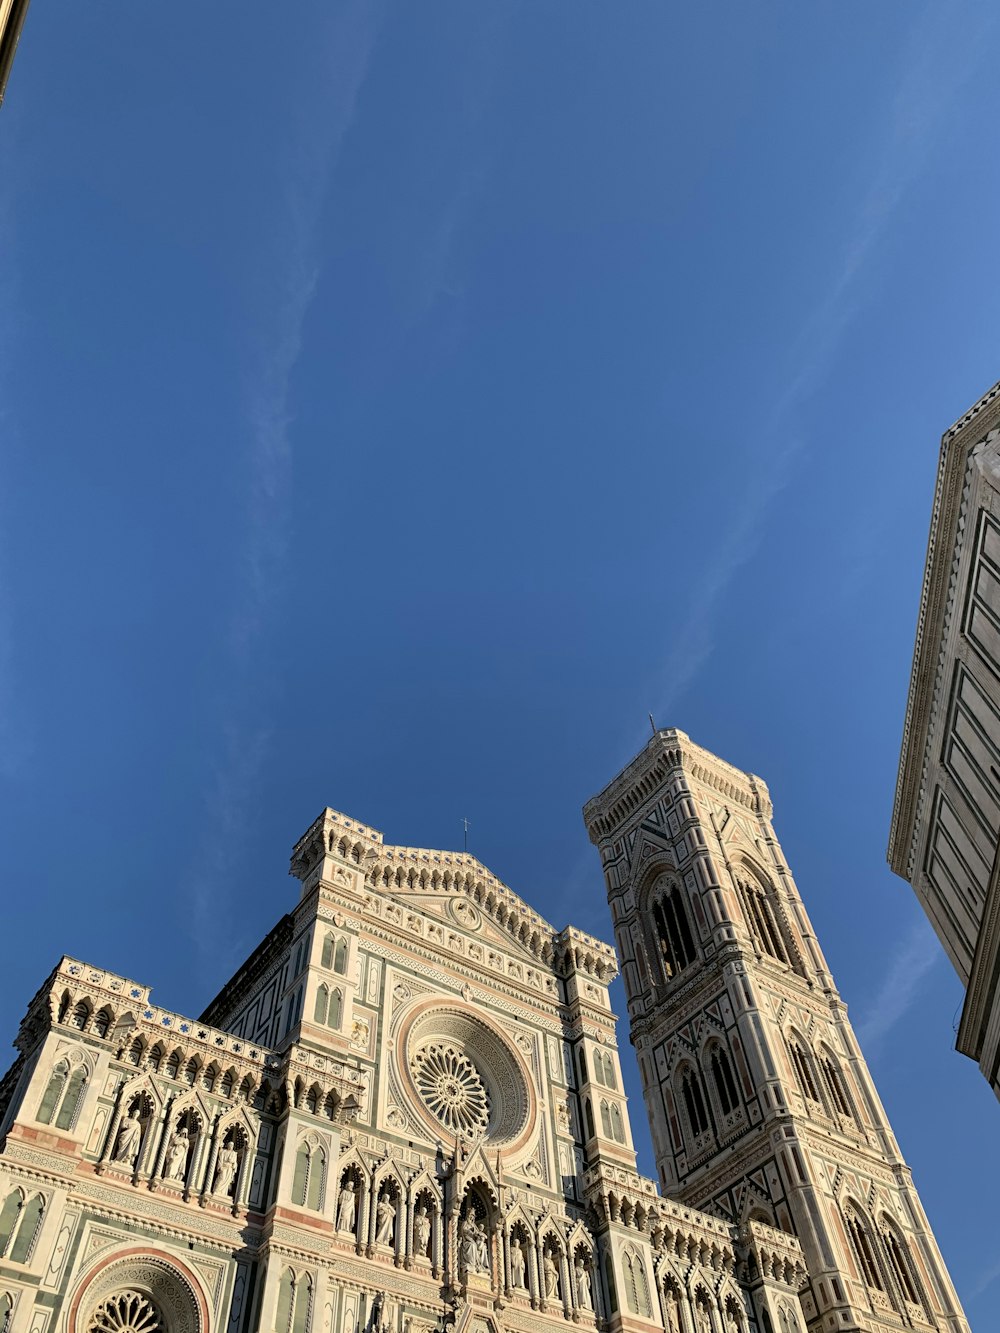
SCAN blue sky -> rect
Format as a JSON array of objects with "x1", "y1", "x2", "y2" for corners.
[{"x1": 3, "y1": 0, "x2": 1000, "y2": 1322}]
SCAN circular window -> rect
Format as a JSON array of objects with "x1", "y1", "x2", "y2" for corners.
[
  {"x1": 399, "y1": 1005, "x2": 532, "y2": 1147},
  {"x1": 89, "y1": 1293, "x2": 165, "y2": 1333},
  {"x1": 411, "y1": 1043, "x2": 490, "y2": 1136}
]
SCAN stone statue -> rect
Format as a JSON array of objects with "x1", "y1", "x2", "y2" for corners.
[
  {"x1": 213, "y1": 1141, "x2": 239, "y2": 1196},
  {"x1": 337, "y1": 1179, "x2": 357, "y2": 1233},
  {"x1": 475, "y1": 1221, "x2": 489, "y2": 1274},
  {"x1": 543, "y1": 1250, "x2": 559, "y2": 1300},
  {"x1": 112, "y1": 1109, "x2": 142, "y2": 1165},
  {"x1": 414, "y1": 1205, "x2": 431, "y2": 1257},
  {"x1": 575, "y1": 1257, "x2": 592, "y2": 1310},
  {"x1": 375, "y1": 1193, "x2": 396, "y2": 1246},
  {"x1": 459, "y1": 1213, "x2": 485, "y2": 1276},
  {"x1": 510, "y1": 1237, "x2": 526, "y2": 1289},
  {"x1": 165, "y1": 1126, "x2": 189, "y2": 1181}
]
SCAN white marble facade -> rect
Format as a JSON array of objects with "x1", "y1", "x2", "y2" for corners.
[{"x1": 0, "y1": 734, "x2": 968, "y2": 1333}]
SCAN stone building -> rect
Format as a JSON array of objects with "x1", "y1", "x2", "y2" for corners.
[
  {"x1": 889, "y1": 375, "x2": 1000, "y2": 1103},
  {"x1": 0, "y1": 733, "x2": 968, "y2": 1333},
  {"x1": 0, "y1": 0, "x2": 30, "y2": 106}
]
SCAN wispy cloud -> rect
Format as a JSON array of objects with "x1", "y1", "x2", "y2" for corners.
[
  {"x1": 854, "y1": 916, "x2": 940, "y2": 1051},
  {"x1": 188, "y1": 3, "x2": 382, "y2": 974},
  {"x1": 653, "y1": 0, "x2": 998, "y2": 721}
]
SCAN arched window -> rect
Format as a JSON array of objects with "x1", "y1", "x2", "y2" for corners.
[
  {"x1": 622, "y1": 1250, "x2": 650, "y2": 1317},
  {"x1": 292, "y1": 1275, "x2": 312, "y2": 1333},
  {"x1": 736, "y1": 871, "x2": 802, "y2": 973},
  {"x1": 314, "y1": 985, "x2": 329, "y2": 1025},
  {"x1": 292, "y1": 1144, "x2": 310, "y2": 1207},
  {"x1": 306, "y1": 1149, "x2": 325, "y2": 1211},
  {"x1": 328, "y1": 990, "x2": 342, "y2": 1029},
  {"x1": 604, "y1": 1252, "x2": 618, "y2": 1313},
  {"x1": 71, "y1": 1000, "x2": 90, "y2": 1031},
  {"x1": 321, "y1": 934, "x2": 334, "y2": 970},
  {"x1": 650, "y1": 882, "x2": 697, "y2": 980},
  {"x1": 710, "y1": 1046, "x2": 740, "y2": 1116},
  {"x1": 578, "y1": 1046, "x2": 588, "y2": 1084},
  {"x1": 882, "y1": 1223, "x2": 921, "y2": 1307},
  {"x1": 92, "y1": 1008, "x2": 113, "y2": 1039},
  {"x1": 584, "y1": 1099, "x2": 596, "y2": 1139},
  {"x1": 5, "y1": 1193, "x2": 43, "y2": 1264},
  {"x1": 221, "y1": 1070, "x2": 235, "y2": 1098},
  {"x1": 788, "y1": 1039, "x2": 820, "y2": 1104},
  {"x1": 0, "y1": 1292, "x2": 12, "y2": 1333},
  {"x1": 603, "y1": 1053, "x2": 617, "y2": 1089},
  {"x1": 55, "y1": 1064, "x2": 88, "y2": 1131},
  {"x1": 183, "y1": 1058, "x2": 199, "y2": 1087},
  {"x1": 610, "y1": 1102, "x2": 624, "y2": 1143},
  {"x1": 37, "y1": 1060, "x2": 88, "y2": 1130},
  {"x1": 600, "y1": 1100, "x2": 612, "y2": 1137},
  {"x1": 333, "y1": 938, "x2": 348, "y2": 975},
  {"x1": 165, "y1": 1051, "x2": 180, "y2": 1080},
  {"x1": 0, "y1": 1192, "x2": 22, "y2": 1257},
  {"x1": 275, "y1": 1269, "x2": 296, "y2": 1333},
  {"x1": 820, "y1": 1053, "x2": 854, "y2": 1120},
  {"x1": 844, "y1": 1206, "x2": 884, "y2": 1291},
  {"x1": 127, "y1": 1037, "x2": 145, "y2": 1067},
  {"x1": 680, "y1": 1067, "x2": 710, "y2": 1137},
  {"x1": 148, "y1": 1045, "x2": 164, "y2": 1073},
  {"x1": 36, "y1": 1061, "x2": 68, "y2": 1125}
]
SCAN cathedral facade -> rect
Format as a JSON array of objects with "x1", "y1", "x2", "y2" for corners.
[{"x1": 0, "y1": 733, "x2": 969, "y2": 1333}]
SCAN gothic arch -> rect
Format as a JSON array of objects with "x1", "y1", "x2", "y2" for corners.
[
  {"x1": 732, "y1": 858, "x2": 805, "y2": 976},
  {"x1": 36, "y1": 1046, "x2": 93, "y2": 1131},
  {"x1": 816, "y1": 1043, "x2": 857, "y2": 1122},
  {"x1": 67, "y1": 1249, "x2": 208, "y2": 1333},
  {"x1": 878, "y1": 1214, "x2": 924, "y2": 1310},
  {"x1": 785, "y1": 1029, "x2": 823, "y2": 1107},
  {"x1": 841, "y1": 1198, "x2": 886, "y2": 1294},
  {"x1": 638, "y1": 868, "x2": 698, "y2": 983},
  {"x1": 702, "y1": 1038, "x2": 741, "y2": 1120}
]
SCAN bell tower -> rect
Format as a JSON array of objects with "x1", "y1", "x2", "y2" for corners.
[{"x1": 584, "y1": 730, "x2": 969, "y2": 1333}]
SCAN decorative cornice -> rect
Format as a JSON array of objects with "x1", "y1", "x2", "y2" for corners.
[
  {"x1": 291, "y1": 807, "x2": 616, "y2": 981},
  {"x1": 583, "y1": 731, "x2": 771, "y2": 845},
  {"x1": 889, "y1": 380, "x2": 1000, "y2": 877}
]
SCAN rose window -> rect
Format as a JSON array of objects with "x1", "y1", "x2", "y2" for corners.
[
  {"x1": 89, "y1": 1293, "x2": 165, "y2": 1333},
  {"x1": 411, "y1": 1043, "x2": 490, "y2": 1136}
]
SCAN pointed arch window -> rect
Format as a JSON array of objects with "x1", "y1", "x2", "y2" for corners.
[
  {"x1": 651, "y1": 882, "x2": 697, "y2": 980},
  {"x1": 680, "y1": 1067, "x2": 710, "y2": 1137},
  {"x1": 328, "y1": 990, "x2": 342, "y2": 1029},
  {"x1": 736, "y1": 872, "x2": 803, "y2": 974},
  {"x1": 584, "y1": 1099, "x2": 596, "y2": 1140},
  {"x1": 0, "y1": 1293, "x2": 12, "y2": 1333},
  {"x1": 788, "y1": 1040, "x2": 820, "y2": 1104},
  {"x1": 882, "y1": 1224, "x2": 921, "y2": 1307},
  {"x1": 70, "y1": 1000, "x2": 90, "y2": 1031},
  {"x1": 292, "y1": 1145, "x2": 310, "y2": 1207},
  {"x1": 604, "y1": 1253, "x2": 618, "y2": 1313},
  {"x1": 306, "y1": 1148, "x2": 325, "y2": 1211},
  {"x1": 314, "y1": 985, "x2": 329, "y2": 1025},
  {"x1": 610, "y1": 1102, "x2": 624, "y2": 1143},
  {"x1": 333, "y1": 939, "x2": 348, "y2": 975},
  {"x1": 710, "y1": 1046, "x2": 740, "y2": 1116},
  {"x1": 0, "y1": 1191, "x2": 44, "y2": 1264},
  {"x1": 37, "y1": 1060, "x2": 88, "y2": 1130},
  {"x1": 603, "y1": 1053, "x2": 617, "y2": 1089},
  {"x1": 600, "y1": 1100, "x2": 612, "y2": 1137},
  {"x1": 844, "y1": 1206, "x2": 884, "y2": 1291},
  {"x1": 275, "y1": 1269, "x2": 295, "y2": 1333},
  {"x1": 820, "y1": 1053, "x2": 854, "y2": 1120}
]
